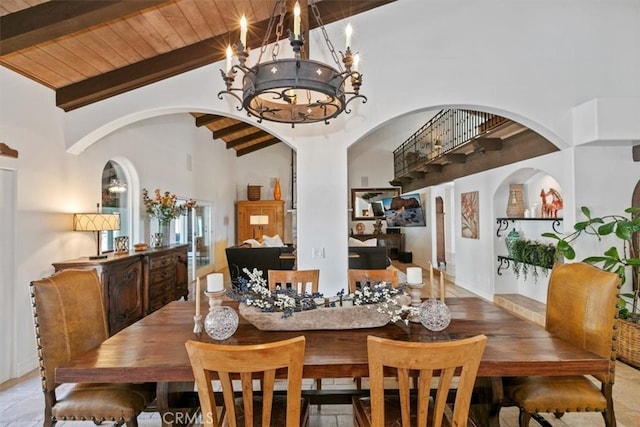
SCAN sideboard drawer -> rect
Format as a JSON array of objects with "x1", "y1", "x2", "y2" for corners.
[{"x1": 150, "y1": 253, "x2": 175, "y2": 270}]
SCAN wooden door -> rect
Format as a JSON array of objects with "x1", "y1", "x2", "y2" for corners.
[
  {"x1": 436, "y1": 197, "x2": 446, "y2": 267},
  {"x1": 236, "y1": 201, "x2": 285, "y2": 242}
]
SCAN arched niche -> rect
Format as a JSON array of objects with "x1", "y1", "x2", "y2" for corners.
[{"x1": 493, "y1": 168, "x2": 564, "y2": 303}]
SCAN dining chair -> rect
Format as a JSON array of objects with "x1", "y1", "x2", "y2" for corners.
[
  {"x1": 267, "y1": 269, "x2": 322, "y2": 398},
  {"x1": 502, "y1": 262, "x2": 621, "y2": 427},
  {"x1": 30, "y1": 269, "x2": 156, "y2": 427},
  {"x1": 348, "y1": 268, "x2": 399, "y2": 293},
  {"x1": 353, "y1": 334, "x2": 487, "y2": 427},
  {"x1": 268, "y1": 269, "x2": 320, "y2": 294},
  {"x1": 185, "y1": 335, "x2": 309, "y2": 427}
]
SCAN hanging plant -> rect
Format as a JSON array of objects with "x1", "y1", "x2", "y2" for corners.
[{"x1": 510, "y1": 239, "x2": 557, "y2": 283}]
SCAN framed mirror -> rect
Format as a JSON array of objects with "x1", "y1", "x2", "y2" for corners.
[{"x1": 351, "y1": 188, "x2": 400, "y2": 221}]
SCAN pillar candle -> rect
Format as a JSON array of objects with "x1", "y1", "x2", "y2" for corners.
[
  {"x1": 406, "y1": 267, "x2": 422, "y2": 285},
  {"x1": 440, "y1": 271, "x2": 445, "y2": 303},
  {"x1": 195, "y1": 277, "x2": 201, "y2": 317},
  {"x1": 207, "y1": 273, "x2": 224, "y2": 293}
]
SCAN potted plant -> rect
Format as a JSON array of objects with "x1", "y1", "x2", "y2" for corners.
[
  {"x1": 543, "y1": 206, "x2": 640, "y2": 368},
  {"x1": 509, "y1": 239, "x2": 557, "y2": 283}
]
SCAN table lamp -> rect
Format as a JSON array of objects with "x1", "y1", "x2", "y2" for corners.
[
  {"x1": 249, "y1": 215, "x2": 269, "y2": 239},
  {"x1": 73, "y1": 204, "x2": 120, "y2": 259}
]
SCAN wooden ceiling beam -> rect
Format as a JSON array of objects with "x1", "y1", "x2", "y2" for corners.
[
  {"x1": 210, "y1": 122, "x2": 253, "y2": 140},
  {"x1": 54, "y1": 0, "x2": 396, "y2": 111},
  {"x1": 0, "y1": 0, "x2": 166, "y2": 55},
  {"x1": 236, "y1": 138, "x2": 280, "y2": 157},
  {"x1": 226, "y1": 131, "x2": 272, "y2": 149},
  {"x1": 195, "y1": 115, "x2": 225, "y2": 127}
]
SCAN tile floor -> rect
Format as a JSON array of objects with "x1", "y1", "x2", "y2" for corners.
[{"x1": 2, "y1": 263, "x2": 639, "y2": 427}]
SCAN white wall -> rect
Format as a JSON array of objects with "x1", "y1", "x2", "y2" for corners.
[{"x1": 2, "y1": 0, "x2": 640, "y2": 380}]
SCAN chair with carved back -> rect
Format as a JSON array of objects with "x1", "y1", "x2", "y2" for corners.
[
  {"x1": 348, "y1": 268, "x2": 399, "y2": 293},
  {"x1": 30, "y1": 269, "x2": 156, "y2": 427},
  {"x1": 501, "y1": 262, "x2": 621, "y2": 427},
  {"x1": 352, "y1": 334, "x2": 487, "y2": 427},
  {"x1": 185, "y1": 336, "x2": 309, "y2": 427},
  {"x1": 267, "y1": 269, "x2": 319, "y2": 294}
]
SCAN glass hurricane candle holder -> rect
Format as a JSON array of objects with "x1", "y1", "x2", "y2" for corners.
[
  {"x1": 419, "y1": 299, "x2": 451, "y2": 331},
  {"x1": 203, "y1": 290, "x2": 238, "y2": 341}
]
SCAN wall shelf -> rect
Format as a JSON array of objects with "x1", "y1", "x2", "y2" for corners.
[
  {"x1": 496, "y1": 217, "x2": 563, "y2": 237},
  {"x1": 496, "y1": 255, "x2": 554, "y2": 276}
]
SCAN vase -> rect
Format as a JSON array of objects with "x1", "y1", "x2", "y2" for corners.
[
  {"x1": 273, "y1": 178, "x2": 281, "y2": 201},
  {"x1": 505, "y1": 228, "x2": 521, "y2": 257},
  {"x1": 506, "y1": 184, "x2": 526, "y2": 217},
  {"x1": 151, "y1": 221, "x2": 171, "y2": 248}
]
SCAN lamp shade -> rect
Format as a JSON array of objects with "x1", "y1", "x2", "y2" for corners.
[
  {"x1": 73, "y1": 213, "x2": 120, "y2": 231},
  {"x1": 249, "y1": 215, "x2": 269, "y2": 226}
]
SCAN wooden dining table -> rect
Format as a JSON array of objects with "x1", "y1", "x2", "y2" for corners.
[{"x1": 56, "y1": 297, "x2": 609, "y2": 427}]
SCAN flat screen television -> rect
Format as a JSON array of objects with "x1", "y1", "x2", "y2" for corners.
[{"x1": 381, "y1": 193, "x2": 426, "y2": 227}]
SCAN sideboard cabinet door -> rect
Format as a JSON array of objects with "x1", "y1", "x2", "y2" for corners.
[{"x1": 104, "y1": 257, "x2": 144, "y2": 334}]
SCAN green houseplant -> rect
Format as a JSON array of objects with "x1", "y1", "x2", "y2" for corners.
[
  {"x1": 543, "y1": 206, "x2": 640, "y2": 367},
  {"x1": 509, "y1": 239, "x2": 557, "y2": 283}
]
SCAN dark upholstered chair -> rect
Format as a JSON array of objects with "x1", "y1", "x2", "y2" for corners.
[
  {"x1": 225, "y1": 246, "x2": 295, "y2": 287},
  {"x1": 502, "y1": 262, "x2": 621, "y2": 427},
  {"x1": 348, "y1": 246, "x2": 390, "y2": 269},
  {"x1": 31, "y1": 269, "x2": 156, "y2": 427},
  {"x1": 185, "y1": 336, "x2": 309, "y2": 427},
  {"x1": 353, "y1": 334, "x2": 487, "y2": 426}
]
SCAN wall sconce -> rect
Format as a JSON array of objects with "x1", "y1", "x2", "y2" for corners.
[
  {"x1": 249, "y1": 215, "x2": 269, "y2": 239},
  {"x1": 73, "y1": 204, "x2": 120, "y2": 259}
]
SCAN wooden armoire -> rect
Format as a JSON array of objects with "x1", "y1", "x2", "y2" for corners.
[{"x1": 236, "y1": 200, "x2": 285, "y2": 243}]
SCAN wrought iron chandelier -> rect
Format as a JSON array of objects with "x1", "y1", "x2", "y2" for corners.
[{"x1": 218, "y1": 0, "x2": 366, "y2": 127}]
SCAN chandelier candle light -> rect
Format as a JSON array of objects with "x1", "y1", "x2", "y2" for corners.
[{"x1": 219, "y1": 0, "x2": 366, "y2": 126}]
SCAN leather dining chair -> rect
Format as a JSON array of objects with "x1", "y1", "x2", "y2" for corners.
[
  {"x1": 185, "y1": 336, "x2": 309, "y2": 427},
  {"x1": 352, "y1": 334, "x2": 487, "y2": 427},
  {"x1": 268, "y1": 269, "x2": 320, "y2": 294},
  {"x1": 502, "y1": 262, "x2": 621, "y2": 427},
  {"x1": 30, "y1": 269, "x2": 156, "y2": 427},
  {"x1": 348, "y1": 268, "x2": 399, "y2": 293}
]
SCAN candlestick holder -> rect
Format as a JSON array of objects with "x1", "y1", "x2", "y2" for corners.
[
  {"x1": 204, "y1": 290, "x2": 238, "y2": 341},
  {"x1": 406, "y1": 282, "x2": 424, "y2": 323},
  {"x1": 193, "y1": 314, "x2": 203, "y2": 333}
]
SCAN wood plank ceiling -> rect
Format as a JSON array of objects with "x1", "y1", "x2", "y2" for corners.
[{"x1": 0, "y1": 0, "x2": 395, "y2": 156}]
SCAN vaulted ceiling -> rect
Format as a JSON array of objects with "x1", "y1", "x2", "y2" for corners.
[{"x1": 0, "y1": 0, "x2": 395, "y2": 155}]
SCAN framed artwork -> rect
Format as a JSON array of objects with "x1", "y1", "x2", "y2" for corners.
[{"x1": 461, "y1": 191, "x2": 479, "y2": 239}]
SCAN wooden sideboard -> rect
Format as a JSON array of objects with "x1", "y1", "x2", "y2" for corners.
[
  {"x1": 53, "y1": 244, "x2": 188, "y2": 335},
  {"x1": 351, "y1": 233, "x2": 404, "y2": 260},
  {"x1": 236, "y1": 200, "x2": 285, "y2": 243}
]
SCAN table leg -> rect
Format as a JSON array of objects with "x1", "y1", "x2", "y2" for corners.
[
  {"x1": 156, "y1": 381, "x2": 200, "y2": 427},
  {"x1": 468, "y1": 377, "x2": 504, "y2": 427}
]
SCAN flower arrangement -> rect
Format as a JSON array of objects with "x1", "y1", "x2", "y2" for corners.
[
  {"x1": 142, "y1": 188, "x2": 196, "y2": 225},
  {"x1": 349, "y1": 282, "x2": 416, "y2": 324},
  {"x1": 228, "y1": 268, "x2": 322, "y2": 318},
  {"x1": 228, "y1": 268, "x2": 415, "y2": 323}
]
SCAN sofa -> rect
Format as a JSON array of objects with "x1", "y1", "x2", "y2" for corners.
[
  {"x1": 225, "y1": 245, "x2": 295, "y2": 287},
  {"x1": 348, "y1": 246, "x2": 390, "y2": 269}
]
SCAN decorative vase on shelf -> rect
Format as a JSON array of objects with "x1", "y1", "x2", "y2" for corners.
[
  {"x1": 505, "y1": 228, "x2": 521, "y2": 257},
  {"x1": 506, "y1": 184, "x2": 526, "y2": 217},
  {"x1": 273, "y1": 178, "x2": 281, "y2": 201}
]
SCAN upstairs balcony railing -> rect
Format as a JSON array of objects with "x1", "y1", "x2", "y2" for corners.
[{"x1": 392, "y1": 109, "x2": 507, "y2": 181}]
